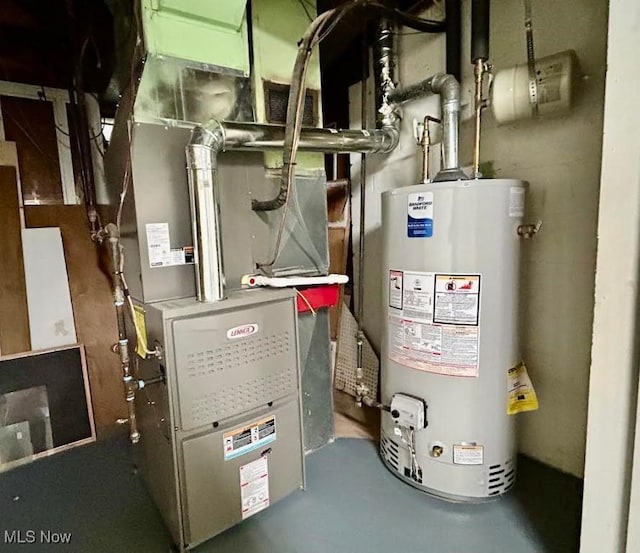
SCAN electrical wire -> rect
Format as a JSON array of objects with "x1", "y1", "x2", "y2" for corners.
[
  {"x1": 256, "y1": 8, "x2": 337, "y2": 267},
  {"x1": 257, "y1": 0, "x2": 445, "y2": 269},
  {"x1": 400, "y1": 427, "x2": 422, "y2": 482},
  {"x1": 294, "y1": 288, "x2": 317, "y2": 316},
  {"x1": 296, "y1": 0, "x2": 313, "y2": 21}
]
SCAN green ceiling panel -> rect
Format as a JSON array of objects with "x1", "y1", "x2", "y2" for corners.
[
  {"x1": 251, "y1": 0, "x2": 323, "y2": 170},
  {"x1": 142, "y1": 0, "x2": 250, "y2": 75}
]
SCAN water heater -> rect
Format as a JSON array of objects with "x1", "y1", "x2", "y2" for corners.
[{"x1": 380, "y1": 178, "x2": 526, "y2": 501}]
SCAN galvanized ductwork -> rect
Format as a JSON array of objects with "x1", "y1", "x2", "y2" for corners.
[
  {"x1": 185, "y1": 18, "x2": 466, "y2": 302},
  {"x1": 186, "y1": 19, "x2": 402, "y2": 302},
  {"x1": 185, "y1": 118, "x2": 400, "y2": 303}
]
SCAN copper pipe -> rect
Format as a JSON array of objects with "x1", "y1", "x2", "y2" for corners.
[
  {"x1": 421, "y1": 116, "x2": 431, "y2": 183},
  {"x1": 420, "y1": 116, "x2": 440, "y2": 183},
  {"x1": 472, "y1": 59, "x2": 486, "y2": 178},
  {"x1": 106, "y1": 223, "x2": 140, "y2": 444}
]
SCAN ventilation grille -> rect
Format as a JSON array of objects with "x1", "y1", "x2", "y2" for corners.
[
  {"x1": 264, "y1": 81, "x2": 317, "y2": 126},
  {"x1": 186, "y1": 332, "x2": 291, "y2": 377},
  {"x1": 189, "y1": 368, "x2": 296, "y2": 427},
  {"x1": 380, "y1": 432, "x2": 400, "y2": 472},
  {"x1": 177, "y1": 330, "x2": 297, "y2": 430},
  {"x1": 487, "y1": 459, "x2": 516, "y2": 496}
]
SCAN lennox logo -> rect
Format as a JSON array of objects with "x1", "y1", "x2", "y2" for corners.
[{"x1": 227, "y1": 323, "x2": 259, "y2": 340}]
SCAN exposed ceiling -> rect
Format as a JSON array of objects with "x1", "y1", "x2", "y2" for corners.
[
  {"x1": 0, "y1": 0, "x2": 436, "y2": 111},
  {"x1": 317, "y1": 0, "x2": 435, "y2": 77},
  {"x1": 0, "y1": 0, "x2": 114, "y2": 93}
]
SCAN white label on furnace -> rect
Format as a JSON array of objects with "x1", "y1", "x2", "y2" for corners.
[
  {"x1": 170, "y1": 248, "x2": 186, "y2": 266},
  {"x1": 145, "y1": 224, "x2": 189, "y2": 268},
  {"x1": 509, "y1": 187, "x2": 525, "y2": 217},
  {"x1": 146, "y1": 223, "x2": 172, "y2": 268},
  {"x1": 453, "y1": 444, "x2": 484, "y2": 465},
  {"x1": 239, "y1": 456, "x2": 270, "y2": 520}
]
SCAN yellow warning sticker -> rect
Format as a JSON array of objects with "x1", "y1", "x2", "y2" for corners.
[
  {"x1": 507, "y1": 361, "x2": 539, "y2": 414},
  {"x1": 133, "y1": 304, "x2": 148, "y2": 359}
]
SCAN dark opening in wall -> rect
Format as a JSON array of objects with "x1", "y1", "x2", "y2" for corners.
[{"x1": 264, "y1": 80, "x2": 319, "y2": 126}]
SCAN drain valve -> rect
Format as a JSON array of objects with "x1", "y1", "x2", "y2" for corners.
[{"x1": 431, "y1": 445, "x2": 444, "y2": 458}]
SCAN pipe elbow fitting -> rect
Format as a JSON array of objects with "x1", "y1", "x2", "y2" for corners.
[
  {"x1": 104, "y1": 222, "x2": 119, "y2": 240},
  {"x1": 189, "y1": 119, "x2": 226, "y2": 152},
  {"x1": 379, "y1": 126, "x2": 400, "y2": 153},
  {"x1": 430, "y1": 73, "x2": 460, "y2": 104}
]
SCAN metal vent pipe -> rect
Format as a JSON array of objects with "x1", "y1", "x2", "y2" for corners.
[
  {"x1": 374, "y1": 19, "x2": 399, "y2": 131},
  {"x1": 185, "y1": 122, "x2": 226, "y2": 303},
  {"x1": 389, "y1": 73, "x2": 466, "y2": 181},
  {"x1": 185, "y1": 119, "x2": 399, "y2": 302},
  {"x1": 185, "y1": 19, "x2": 468, "y2": 300}
]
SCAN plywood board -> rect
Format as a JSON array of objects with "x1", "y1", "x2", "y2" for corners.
[
  {"x1": 0, "y1": 141, "x2": 19, "y2": 167},
  {"x1": 0, "y1": 95, "x2": 64, "y2": 204},
  {"x1": 0, "y1": 141, "x2": 23, "y2": 226},
  {"x1": 0, "y1": 165, "x2": 30, "y2": 355},
  {"x1": 25, "y1": 206, "x2": 126, "y2": 434},
  {"x1": 327, "y1": 179, "x2": 350, "y2": 340},
  {"x1": 22, "y1": 227, "x2": 77, "y2": 350},
  {"x1": 328, "y1": 227, "x2": 349, "y2": 340}
]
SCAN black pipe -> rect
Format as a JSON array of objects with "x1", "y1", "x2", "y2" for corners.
[
  {"x1": 369, "y1": 3, "x2": 446, "y2": 33},
  {"x1": 445, "y1": 0, "x2": 461, "y2": 82},
  {"x1": 471, "y1": 0, "x2": 490, "y2": 62}
]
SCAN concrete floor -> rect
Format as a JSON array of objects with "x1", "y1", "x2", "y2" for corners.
[{"x1": 0, "y1": 432, "x2": 582, "y2": 553}]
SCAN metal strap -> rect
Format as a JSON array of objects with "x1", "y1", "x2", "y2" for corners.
[{"x1": 524, "y1": 0, "x2": 538, "y2": 116}]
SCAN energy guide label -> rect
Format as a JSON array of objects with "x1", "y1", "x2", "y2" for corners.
[
  {"x1": 223, "y1": 416, "x2": 276, "y2": 461},
  {"x1": 387, "y1": 270, "x2": 481, "y2": 377}
]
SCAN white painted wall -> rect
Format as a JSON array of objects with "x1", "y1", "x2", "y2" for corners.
[
  {"x1": 580, "y1": 1, "x2": 640, "y2": 551},
  {"x1": 351, "y1": 0, "x2": 607, "y2": 477}
]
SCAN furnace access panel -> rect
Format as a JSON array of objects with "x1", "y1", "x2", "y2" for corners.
[{"x1": 138, "y1": 289, "x2": 304, "y2": 550}]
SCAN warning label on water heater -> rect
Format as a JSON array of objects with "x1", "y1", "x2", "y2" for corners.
[
  {"x1": 387, "y1": 270, "x2": 481, "y2": 377},
  {"x1": 407, "y1": 192, "x2": 433, "y2": 238},
  {"x1": 453, "y1": 444, "x2": 484, "y2": 465},
  {"x1": 434, "y1": 275, "x2": 480, "y2": 326}
]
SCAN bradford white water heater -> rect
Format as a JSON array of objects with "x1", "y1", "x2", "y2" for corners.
[{"x1": 380, "y1": 178, "x2": 527, "y2": 501}]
